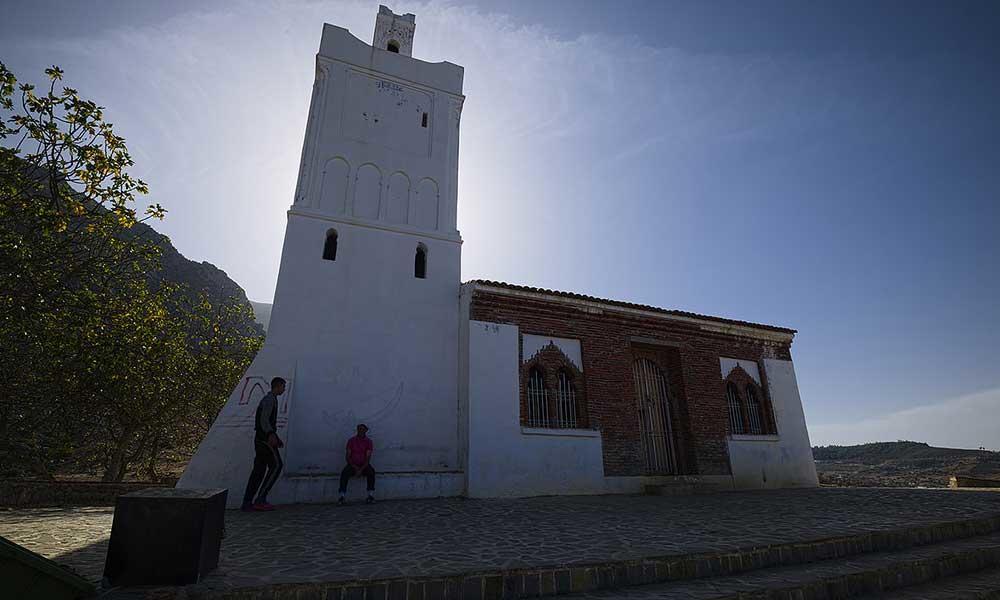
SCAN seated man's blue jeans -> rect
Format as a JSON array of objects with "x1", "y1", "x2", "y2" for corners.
[{"x1": 339, "y1": 464, "x2": 375, "y2": 493}]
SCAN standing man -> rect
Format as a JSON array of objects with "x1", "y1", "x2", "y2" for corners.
[
  {"x1": 241, "y1": 377, "x2": 286, "y2": 511},
  {"x1": 338, "y1": 423, "x2": 375, "y2": 505}
]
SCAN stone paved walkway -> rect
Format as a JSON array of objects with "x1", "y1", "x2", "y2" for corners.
[
  {"x1": 1, "y1": 488, "x2": 999, "y2": 594},
  {"x1": 863, "y1": 566, "x2": 1000, "y2": 598},
  {"x1": 559, "y1": 530, "x2": 1000, "y2": 598}
]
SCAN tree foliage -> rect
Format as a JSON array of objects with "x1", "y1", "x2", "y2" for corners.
[{"x1": 0, "y1": 63, "x2": 261, "y2": 481}]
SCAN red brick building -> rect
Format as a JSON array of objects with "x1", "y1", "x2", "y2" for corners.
[{"x1": 463, "y1": 280, "x2": 817, "y2": 496}]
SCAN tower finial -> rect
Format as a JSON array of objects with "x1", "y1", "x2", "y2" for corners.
[{"x1": 374, "y1": 5, "x2": 416, "y2": 57}]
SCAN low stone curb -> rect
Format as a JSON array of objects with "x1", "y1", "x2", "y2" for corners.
[
  {"x1": 0, "y1": 480, "x2": 174, "y2": 508},
  {"x1": 115, "y1": 514, "x2": 1000, "y2": 600},
  {"x1": 719, "y1": 542, "x2": 1000, "y2": 600}
]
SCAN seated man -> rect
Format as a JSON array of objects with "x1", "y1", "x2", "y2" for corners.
[{"x1": 338, "y1": 423, "x2": 375, "y2": 505}]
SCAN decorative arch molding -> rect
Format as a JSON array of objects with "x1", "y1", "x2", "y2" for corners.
[
  {"x1": 720, "y1": 357, "x2": 761, "y2": 386},
  {"x1": 412, "y1": 177, "x2": 440, "y2": 231},
  {"x1": 523, "y1": 342, "x2": 583, "y2": 379},
  {"x1": 522, "y1": 334, "x2": 582, "y2": 372},
  {"x1": 725, "y1": 364, "x2": 758, "y2": 387},
  {"x1": 318, "y1": 157, "x2": 350, "y2": 215},
  {"x1": 352, "y1": 163, "x2": 382, "y2": 219},
  {"x1": 385, "y1": 171, "x2": 411, "y2": 224}
]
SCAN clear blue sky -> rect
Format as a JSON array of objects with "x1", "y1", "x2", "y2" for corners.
[{"x1": 2, "y1": 0, "x2": 998, "y2": 448}]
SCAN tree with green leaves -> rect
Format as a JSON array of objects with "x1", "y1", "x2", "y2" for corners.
[{"x1": 0, "y1": 63, "x2": 261, "y2": 481}]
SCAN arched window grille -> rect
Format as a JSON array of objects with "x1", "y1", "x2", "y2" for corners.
[
  {"x1": 726, "y1": 382, "x2": 745, "y2": 434},
  {"x1": 526, "y1": 368, "x2": 547, "y2": 427},
  {"x1": 414, "y1": 244, "x2": 427, "y2": 279},
  {"x1": 322, "y1": 229, "x2": 338, "y2": 261},
  {"x1": 745, "y1": 385, "x2": 764, "y2": 434},
  {"x1": 556, "y1": 370, "x2": 578, "y2": 428}
]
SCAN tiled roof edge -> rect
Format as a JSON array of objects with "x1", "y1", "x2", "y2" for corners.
[{"x1": 464, "y1": 280, "x2": 797, "y2": 337}]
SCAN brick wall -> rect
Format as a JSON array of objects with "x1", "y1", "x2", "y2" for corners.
[{"x1": 469, "y1": 288, "x2": 793, "y2": 477}]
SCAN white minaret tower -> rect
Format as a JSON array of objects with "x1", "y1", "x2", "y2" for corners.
[{"x1": 180, "y1": 7, "x2": 466, "y2": 505}]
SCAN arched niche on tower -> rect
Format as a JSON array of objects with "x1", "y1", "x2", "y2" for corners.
[
  {"x1": 352, "y1": 163, "x2": 382, "y2": 220},
  {"x1": 412, "y1": 177, "x2": 439, "y2": 231},
  {"x1": 318, "y1": 157, "x2": 350, "y2": 214},
  {"x1": 385, "y1": 171, "x2": 411, "y2": 224}
]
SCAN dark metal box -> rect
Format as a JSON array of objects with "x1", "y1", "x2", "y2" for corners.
[{"x1": 103, "y1": 487, "x2": 226, "y2": 586}]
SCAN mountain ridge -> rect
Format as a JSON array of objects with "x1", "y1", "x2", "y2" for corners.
[{"x1": 127, "y1": 216, "x2": 264, "y2": 336}]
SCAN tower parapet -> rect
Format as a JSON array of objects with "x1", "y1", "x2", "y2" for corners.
[
  {"x1": 374, "y1": 5, "x2": 416, "y2": 56},
  {"x1": 296, "y1": 15, "x2": 464, "y2": 239}
]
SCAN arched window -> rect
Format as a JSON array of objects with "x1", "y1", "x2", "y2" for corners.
[
  {"x1": 726, "y1": 382, "x2": 745, "y2": 434},
  {"x1": 526, "y1": 367, "x2": 547, "y2": 427},
  {"x1": 322, "y1": 229, "x2": 338, "y2": 261},
  {"x1": 556, "y1": 370, "x2": 579, "y2": 428},
  {"x1": 745, "y1": 384, "x2": 764, "y2": 434},
  {"x1": 387, "y1": 40, "x2": 400, "y2": 53},
  {"x1": 414, "y1": 244, "x2": 427, "y2": 279}
]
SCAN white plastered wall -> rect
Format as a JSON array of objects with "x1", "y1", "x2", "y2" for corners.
[
  {"x1": 265, "y1": 215, "x2": 461, "y2": 477},
  {"x1": 176, "y1": 348, "x2": 295, "y2": 506},
  {"x1": 466, "y1": 320, "x2": 607, "y2": 497},
  {"x1": 178, "y1": 216, "x2": 467, "y2": 507},
  {"x1": 726, "y1": 358, "x2": 819, "y2": 489},
  {"x1": 179, "y1": 20, "x2": 466, "y2": 507}
]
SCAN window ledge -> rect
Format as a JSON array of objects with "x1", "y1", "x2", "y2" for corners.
[
  {"x1": 729, "y1": 434, "x2": 780, "y2": 442},
  {"x1": 521, "y1": 426, "x2": 601, "y2": 439}
]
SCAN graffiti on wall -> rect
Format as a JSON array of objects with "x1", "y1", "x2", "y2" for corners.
[{"x1": 217, "y1": 375, "x2": 294, "y2": 430}]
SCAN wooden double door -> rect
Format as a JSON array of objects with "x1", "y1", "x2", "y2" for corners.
[{"x1": 631, "y1": 346, "x2": 684, "y2": 475}]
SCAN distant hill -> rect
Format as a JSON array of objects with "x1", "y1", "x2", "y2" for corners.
[
  {"x1": 813, "y1": 441, "x2": 998, "y2": 462},
  {"x1": 7, "y1": 157, "x2": 261, "y2": 334},
  {"x1": 250, "y1": 301, "x2": 272, "y2": 332},
  {"x1": 813, "y1": 441, "x2": 1000, "y2": 488},
  {"x1": 126, "y1": 217, "x2": 263, "y2": 337}
]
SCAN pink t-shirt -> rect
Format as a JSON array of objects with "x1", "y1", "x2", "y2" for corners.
[{"x1": 346, "y1": 435, "x2": 373, "y2": 467}]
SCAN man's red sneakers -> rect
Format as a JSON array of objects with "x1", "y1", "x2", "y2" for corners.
[{"x1": 252, "y1": 502, "x2": 276, "y2": 511}]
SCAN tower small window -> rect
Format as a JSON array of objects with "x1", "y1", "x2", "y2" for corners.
[
  {"x1": 322, "y1": 229, "x2": 338, "y2": 261},
  {"x1": 421, "y1": 112, "x2": 428, "y2": 128},
  {"x1": 387, "y1": 40, "x2": 400, "y2": 53},
  {"x1": 414, "y1": 243, "x2": 427, "y2": 278}
]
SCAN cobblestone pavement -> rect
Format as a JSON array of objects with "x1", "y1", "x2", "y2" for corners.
[
  {"x1": 1, "y1": 488, "x2": 999, "y2": 593},
  {"x1": 863, "y1": 566, "x2": 1000, "y2": 598},
  {"x1": 559, "y1": 530, "x2": 1000, "y2": 598}
]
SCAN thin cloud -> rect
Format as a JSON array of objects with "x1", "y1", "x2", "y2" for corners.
[
  {"x1": 810, "y1": 387, "x2": 1000, "y2": 451},
  {"x1": 0, "y1": 0, "x2": 921, "y2": 303}
]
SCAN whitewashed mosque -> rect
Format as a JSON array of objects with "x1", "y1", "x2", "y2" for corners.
[{"x1": 179, "y1": 7, "x2": 818, "y2": 507}]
